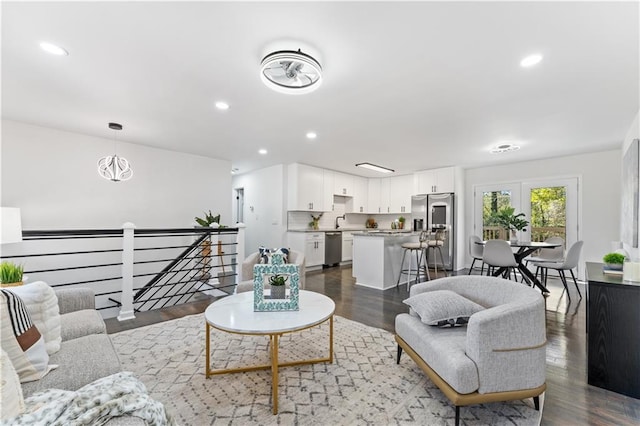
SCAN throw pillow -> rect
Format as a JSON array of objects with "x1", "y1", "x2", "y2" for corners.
[
  {"x1": 7, "y1": 282, "x2": 61, "y2": 355},
  {"x1": 403, "y1": 290, "x2": 485, "y2": 327},
  {"x1": 0, "y1": 290, "x2": 55, "y2": 383},
  {"x1": 0, "y1": 349, "x2": 25, "y2": 420},
  {"x1": 258, "y1": 247, "x2": 290, "y2": 264}
]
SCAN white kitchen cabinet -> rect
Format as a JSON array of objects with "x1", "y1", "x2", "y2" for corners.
[
  {"x1": 350, "y1": 176, "x2": 368, "y2": 213},
  {"x1": 367, "y1": 178, "x2": 381, "y2": 213},
  {"x1": 380, "y1": 178, "x2": 391, "y2": 213},
  {"x1": 414, "y1": 167, "x2": 455, "y2": 194},
  {"x1": 333, "y1": 172, "x2": 354, "y2": 196},
  {"x1": 287, "y1": 163, "x2": 325, "y2": 211},
  {"x1": 341, "y1": 232, "x2": 354, "y2": 262},
  {"x1": 323, "y1": 169, "x2": 334, "y2": 212},
  {"x1": 389, "y1": 174, "x2": 413, "y2": 213},
  {"x1": 287, "y1": 232, "x2": 325, "y2": 268}
]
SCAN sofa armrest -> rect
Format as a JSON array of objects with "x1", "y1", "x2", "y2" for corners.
[
  {"x1": 55, "y1": 288, "x2": 96, "y2": 314},
  {"x1": 465, "y1": 299, "x2": 546, "y2": 394}
]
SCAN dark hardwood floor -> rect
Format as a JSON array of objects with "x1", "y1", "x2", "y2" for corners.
[{"x1": 105, "y1": 266, "x2": 640, "y2": 425}]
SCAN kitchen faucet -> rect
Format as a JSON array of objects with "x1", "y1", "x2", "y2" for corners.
[{"x1": 335, "y1": 214, "x2": 346, "y2": 229}]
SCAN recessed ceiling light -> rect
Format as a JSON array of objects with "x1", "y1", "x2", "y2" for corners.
[
  {"x1": 520, "y1": 54, "x2": 543, "y2": 68},
  {"x1": 258, "y1": 149, "x2": 268, "y2": 155},
  {"x1": 490, "y1": 144, "x2": 521, "y2": 154},
  {"x1": 39, "y1": 42, "x2": 69, "y2": 56},
  {"x1": 215, "y1": 101, "x2": 229, "y2": 110},
  {"x1": 306, "y1": 132, "x2": 317, "y2": 139},
  {"x1": 355, "y1": 162, "x2": 394, "y2": 174}
]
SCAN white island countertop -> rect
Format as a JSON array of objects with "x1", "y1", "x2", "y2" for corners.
[{"x1": 352, "y1": 231, "x2": 419, "y2": 290}]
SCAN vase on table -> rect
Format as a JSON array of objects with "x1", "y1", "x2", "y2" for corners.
[{"x1": 510, "y1": 230, "x2": 518, "y2": 244}]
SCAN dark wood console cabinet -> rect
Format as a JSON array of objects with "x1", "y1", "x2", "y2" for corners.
[{"x1": 586, "y1": 262, "x2": 640, "y2": 399}]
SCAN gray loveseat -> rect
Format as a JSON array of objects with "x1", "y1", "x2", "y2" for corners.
[
  {"x1": 22, "y1": 288, "x2": 144, "y2": 426},
  {"x1": 395, "y1": 275, "x2": 546, "y2": 426}
]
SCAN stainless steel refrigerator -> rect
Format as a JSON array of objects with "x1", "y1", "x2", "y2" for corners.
[{"x1": 411, "y1": 193, "x2": 455, "y2": 270}]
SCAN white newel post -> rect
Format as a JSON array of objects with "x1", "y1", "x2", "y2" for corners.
[
  {"x1": 236, "y1": 223, "x2": 246, "y2": 284},
  {"x1": 118, "y1": 222, "x2": 136, "y2": 321}
]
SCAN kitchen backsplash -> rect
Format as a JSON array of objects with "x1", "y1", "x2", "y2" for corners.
[{"x1": 287, "y1": 197, "x2": 412, "y2": 230}]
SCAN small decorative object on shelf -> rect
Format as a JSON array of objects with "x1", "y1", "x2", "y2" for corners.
[
  {"x1": 602, "y1": 252, "x2": 625, "y2": 271},
  {"x1": 309, "y1": 213, "x2": 323, "y2": 230},
  {"x1": 253, "y1": 253, "x2": 299, "y2": 311},
  {"x1": 0, "y1": 261, "x2": 24, "y2": 288}
]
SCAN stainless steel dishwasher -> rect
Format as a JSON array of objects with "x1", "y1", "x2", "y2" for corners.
[{"x1": 324, "y1": 232, "x2": 342, "y2": 267}]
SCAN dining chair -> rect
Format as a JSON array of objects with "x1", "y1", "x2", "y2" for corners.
[
  {"x1": 468, "y1": 235, "x2": 485, "y2": 275},
  {"x1": 525, "y1": 236, "x2": 565, "y2": 283},
  {"x1": 532, "y1": 240, "x2": 583, "y2": 301},
  {"x1": 482, "y1": 240, "x2": 518, "y2": 280}
]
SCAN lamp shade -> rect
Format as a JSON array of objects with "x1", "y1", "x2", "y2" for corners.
[{"x1": 0, "y1": 208, "x2": 23, "y2": 244}]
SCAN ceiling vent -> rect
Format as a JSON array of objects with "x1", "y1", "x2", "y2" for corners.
[{"x1": 260, "y1": 49, "x2": 322, "y2": 95}]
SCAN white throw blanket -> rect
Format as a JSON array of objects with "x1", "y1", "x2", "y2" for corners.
[{"x1": 4, "y1": 372, "x2": 174, "y2": 426}]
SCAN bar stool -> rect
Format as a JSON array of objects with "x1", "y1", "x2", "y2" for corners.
[
  {"x1": 426, "y1": 229, "x2": 449, "y2": 278},
  {"x1": 396, "y1": 232, "x2": 430, "y2": 290}
]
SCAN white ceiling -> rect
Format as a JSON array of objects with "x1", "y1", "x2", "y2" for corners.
[{"x1": 2, "y1": 1, "x2": 638, "y2": 177}]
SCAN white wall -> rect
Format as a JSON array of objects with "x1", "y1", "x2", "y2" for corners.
[
  {"x1": 232, "y1": 164, "x2": 286, "y2": 253},
  {"x1": 1, "y1": 120, "x2": 232, "y2": 228},
  {"x1": 621, "y1": 110, "x2": 640, "y2": 259},
  {"x1": 464, "y1": 149, "x2": 622, "y2": 277}
]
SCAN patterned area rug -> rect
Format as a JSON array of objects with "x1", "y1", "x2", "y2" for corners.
[{"x1": 111, "y1": 315, "x2": 542, "y2": 425}]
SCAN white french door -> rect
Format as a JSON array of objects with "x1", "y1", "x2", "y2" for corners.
[{"x1": 473, "y1": 183, "x2": 521, "y2": 240}]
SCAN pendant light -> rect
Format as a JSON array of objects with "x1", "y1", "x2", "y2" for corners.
[{"x1": 97, "y1": 122, "x2": 133, "y2": 182}]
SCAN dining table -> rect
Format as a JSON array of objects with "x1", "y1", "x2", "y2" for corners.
[{"x1": 476, "y1": 240, "x2": 562, "y2": 294}]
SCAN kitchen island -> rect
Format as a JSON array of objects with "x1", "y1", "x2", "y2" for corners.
[{"x1": 352, "y1": 231, "x2": 419, "y2": 290}]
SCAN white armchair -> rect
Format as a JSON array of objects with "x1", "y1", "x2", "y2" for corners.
[{"x1": 235, "y1": 250, "x2": 306, "y2": 293}]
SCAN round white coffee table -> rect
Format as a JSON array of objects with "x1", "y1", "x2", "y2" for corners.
[{"x1": 204, "y1": 290, "x2": 335, "y2": 414}]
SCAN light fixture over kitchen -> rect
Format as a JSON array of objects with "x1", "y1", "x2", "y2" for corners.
[
  {"x1": 355, "y1": 162, "x2": 395, "y2": 174},
  {"x1": 306, "y1": 132, "x2": 317, "y2": 139},
  {"x1": 40, "y1": 41, "x2": 68, "y2": 56},
  {"x1": 520, "y1": 53, "x2": 543, "y2": 68},
  {"x1": 215, "y1": 101, "x2": 229, "y2": 110},
  {"x1": 260, "y1": 49, "x2": 322, "y2": 95},
  {"x1": 97, "y1": 122, "x2": 133, "y2": 182}
]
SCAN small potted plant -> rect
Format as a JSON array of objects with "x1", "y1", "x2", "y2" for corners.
[
  {"x1": 603, "y1": 252, "x2": 625, "y2": 271},
  {"x1": 492, "y1": 207, "x2": 529, "y2": 243},
  {"x1": 268, "y1": 274, "x2": 288, "y2": 299},
  {"x1": 309, "y1": 213, "x2": 323, "y2": 230},
  {"x1": 0, "y1": 261, "x2": 24, "y2": 288},
  {"x1": 398, "y1": 216, "x2": 406, "y2": 229},
  {"x1": 195, "y1": 210, "x2": 221, "y2": 228}
]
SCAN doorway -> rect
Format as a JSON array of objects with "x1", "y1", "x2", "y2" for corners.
[{"x1": 235, "y1": 188, "x2": 244, "y2": 224}]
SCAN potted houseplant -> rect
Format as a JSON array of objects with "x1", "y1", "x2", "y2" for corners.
[
  {"x1": 602, "y1": 252, "x2": 625, "y2": 271},
  {"x1": 309, "y1": 213, "x2": 323, "y2": 230},
  {"x1": 195, "y1": 210, "x2": 221, "y2": 228},
  {"x1": 492, "y1": 207, "x2": 529, "y2": 243},
  {"x1": 398, "y1": 216, "x2": 406, "y2": 229},
  {"x1": 269, "y1": 274, "x2": 288, "y2": 299},
  {"x1": 0, "y1": 261, "x2": 24, "y2": 288}
]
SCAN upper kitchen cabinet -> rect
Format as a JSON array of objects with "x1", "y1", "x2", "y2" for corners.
[
  {"x1": 414, "y1": 167, "x2": 455, "y2": 194},
  {"x1": 367, "y1": 178, "x2": 382, "y2": 213},
  {"x1": 287, "y1": 163, "x2": 325, "y2": 211},
  {"x1": 323, "y1": 169, "x2": 335, "y2": 211},
  {"x1": 350, "y1": 176, "x2": 368, "y2": 213},
  {"x1": 389, "y1": 174, "x2": 413, "y2": 213},
  {"x1": 333, "y1": 172, "x2": 354, "y2": 196}
]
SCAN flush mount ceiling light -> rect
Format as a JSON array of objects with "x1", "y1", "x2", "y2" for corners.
[
  {"x1": 520, "y1": 53, "x2": 543, "y2": 68},
  {"x1": 215, "y1": 101, "x2": 229, "y2": 110},
  {"x1": 97, "y1": 122, "x2": 133, "y2": 182},
  {"x1": 490, "y1": 144, "x2": 521, "y2": 154},
  {"x1": 260, "y1": 49, "x2": 322, "y2": 95},
  {"x1": 355, "y1": 162, "x2": 395, "y2": 174},
  {"x1": 39, "y1": 42, "x2": 68, "y2": 56}
]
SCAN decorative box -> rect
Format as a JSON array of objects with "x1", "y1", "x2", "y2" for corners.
[{"x1": 253, "y1": 253, "x2": 300, "y2": 311}]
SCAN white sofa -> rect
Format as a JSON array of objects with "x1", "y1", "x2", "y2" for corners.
[{"x1": 395, "y1": 275, "x2": 546, "y2": 426}]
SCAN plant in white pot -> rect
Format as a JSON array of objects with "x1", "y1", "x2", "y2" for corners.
[{"x1": 492, "y1": 207, "x2": 529, "y2": 243}]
